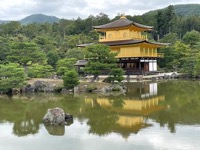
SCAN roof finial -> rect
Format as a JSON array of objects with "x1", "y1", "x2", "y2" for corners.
[{"x1": 120, "y1": 13, "x2": 126, "y2": 19}]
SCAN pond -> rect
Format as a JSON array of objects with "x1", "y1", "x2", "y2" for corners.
[{"x1": 1, "y1": 80, "x2": 200, "y2": 150}]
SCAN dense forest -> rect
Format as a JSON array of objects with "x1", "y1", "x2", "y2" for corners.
[{"x1": 1, "y1": 4, "x2": 200, "y2": 92}]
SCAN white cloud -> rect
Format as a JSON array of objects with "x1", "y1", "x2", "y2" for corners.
[{"x1": 0, "y1": 0, "x2": 200, "y2": 20}]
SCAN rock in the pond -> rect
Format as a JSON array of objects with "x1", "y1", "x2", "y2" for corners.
[{"x1": 43, "y1": 107, "x2": 73, "y2": 125}]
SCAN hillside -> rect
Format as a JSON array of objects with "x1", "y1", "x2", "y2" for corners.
[
  {"x1": 174, "y1": 4, "x2": 200, "y2": 16},
  {"x1": 144, "y1": 4, "x2": 200, "y2": 17},
  {"x1": 20, "y1": 14, "x2": 60, "y2": 25}
]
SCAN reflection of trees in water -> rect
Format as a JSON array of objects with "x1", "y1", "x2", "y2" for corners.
[
  {"x1": 44, "y1": 124, "x2": 65, "y2": 136},
  {"x1": 0, "y1": 91, "x2": 165, "y2": 138},
  {"x1": 150, "y1": 81, "x2": 200, "y2": 133},
  {"x1": 3, "y1": 80, "x2": 200, "y2": 137},
  {"x1": 0, "y1": 93, "x2": 85, "y2": 137},
  {"x1": 13, "y1": 119, "x2": 39, "y2": 136},
  {"x1": 85, "y1": 106, "x2": 118, "y2": 136},
  {"x1": 107, "y1": 95, "x2": 125, "y2": 108}
]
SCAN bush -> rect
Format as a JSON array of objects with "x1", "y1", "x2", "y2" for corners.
[
  {"x1": 0, "y1": 63, "x2": 25, "y2": 93},
  {"x1": 62, "y1": 70, "x2": 79, "y2": 90},
  {"x1": 109, "y1": 68, "x2": 125, "y2": 83}
]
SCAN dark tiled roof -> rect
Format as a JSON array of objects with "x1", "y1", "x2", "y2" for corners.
[
  {"x1": 101, "y1": 40, "x2": 145, "y2": 46},
  {"x1": 101, "y1": 40, "x2": 169, "y2": 47},
  {"x1": 74, "y1": 60, "x2": 88, "y2": 66},
  {"x1": 93, "y1": 17, "x2": 153, "y2": 30}
]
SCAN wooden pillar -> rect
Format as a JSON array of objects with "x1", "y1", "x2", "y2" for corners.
[{"x1": 139, "y1": 59, "x2": 142, "y2": 74}]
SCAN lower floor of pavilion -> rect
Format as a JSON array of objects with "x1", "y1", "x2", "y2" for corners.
[
  {"x1": 75, "y1": 58, "x2": 159, "y2": 75},
  {"x1": 118, "y1": 58, "x2": 158, "y2": 75}
]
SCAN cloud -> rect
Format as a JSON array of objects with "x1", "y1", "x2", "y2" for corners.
[
  {"x1": 0, "y1": 0, "x2": 200, "y2": 20},
  {"x1": 1, "y1": 120, "x2": 200, "y2": 150}
]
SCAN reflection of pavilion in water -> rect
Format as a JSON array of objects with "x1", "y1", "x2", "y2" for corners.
[{"x1": 85, "y1": 82, "x2": 166, "y2": 135}]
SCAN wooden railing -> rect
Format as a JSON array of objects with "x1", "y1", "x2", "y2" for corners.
[
  {"x1": 139, "y1": 52, "x2": 164, "y2": 58},
  {"x1": 99, "y1": 35, "x2": 147, "y2": 42},
  {"x1": 116, "y1": 52, "x2": 164, "y2": 58}
]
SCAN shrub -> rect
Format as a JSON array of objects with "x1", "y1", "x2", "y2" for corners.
[{"x1": 62, "y1": 70, "x2": 79, "y2": 90}]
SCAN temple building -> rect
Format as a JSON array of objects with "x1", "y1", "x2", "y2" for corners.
[
  {"x1": 77, "y1": 16, "x2": 168, "y2": 75},
  {"x1": 93, "y1": 16, "x2": 168, "y2": 74}
]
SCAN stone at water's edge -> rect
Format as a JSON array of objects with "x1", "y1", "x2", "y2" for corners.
[{"x1": 43, "y1": 107, "x2": 73, "y2": 125}]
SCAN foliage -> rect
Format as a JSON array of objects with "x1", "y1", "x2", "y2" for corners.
[
  {"x1": 182, "y1": 30, "x2": 200, "y2": 46},
  {"x1": 159, "y1": 30, "x2": 200, "y2": 76},
  {"x1": 174, "y1": 4, "x2": 200, "y2": 17},
  {"x1": 84, "y1": 44, "x2": 117, "y2": 76},
  {"x1": 7, "y1": 41, "x2": 46, "y2": 75},
  {"x1": 56, "y1": 58, "x2": 77, "y2": 76},
  {"x1": 0, "y1": 36, "x2": 10, "y2": 63},
  {"x1": 65, "y1": 48, "x2": 85, "y2": 60},
  {"x1": 28, "y1": 64, "x2": 54, "y2": 78},
  {"x1": 108, "y1": 68, "x2": 125, "y2": 83},
  {"x1": 159, "y1": 33, "x2": 178, "y2": 45},
  {"x1": 180, "y1": 44, "x2": 200, "y2": 76},
  {"x1": 0, "y1": 63, "x2": 25, "y2": 93},
  {"x1": 0, "y1": 21, "x2": 21, "y2": 35},
  {"x1": 155, "y1": 5, "x2": 176, "y2": 38},
  {"x1": 1, "y1": 8, "x2": 200, "y2": 83},
  {"x1": 46, "y1": 49, "x2": 60, "y2": 69},
  {"x1": 62, "y1": 70, "x2": 79, "y2": 90}
]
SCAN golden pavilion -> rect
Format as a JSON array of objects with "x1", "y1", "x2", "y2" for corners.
[{"x1": 77, "y1": 16, "x2": 168, "y2": 75}]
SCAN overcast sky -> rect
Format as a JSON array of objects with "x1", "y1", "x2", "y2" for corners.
[{"x1": 1, "y1": 0, "x2": 200, "y2": 20}]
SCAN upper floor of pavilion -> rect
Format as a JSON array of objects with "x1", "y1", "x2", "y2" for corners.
[{"x1": 93, "y1": 16, "x2": 153, "y2": 42}]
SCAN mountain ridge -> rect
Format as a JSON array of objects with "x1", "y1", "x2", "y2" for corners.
[
  {"x1": 20, "y1": 14, "x2": 60, "y2": 25},
  {"x1": 0, "y1": 4, "x2": 200, "y2": 25}
]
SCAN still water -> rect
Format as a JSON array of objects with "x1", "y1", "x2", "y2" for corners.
[{"x1": 1, "y1": 80, "x2": 200, "y2": 150}]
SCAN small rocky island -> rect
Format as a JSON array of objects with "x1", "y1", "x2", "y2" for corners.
[{"x1": 43, "y1": 107, "x2": 73, "y2": 125}]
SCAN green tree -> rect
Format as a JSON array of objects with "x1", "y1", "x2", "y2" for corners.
[
  {"x1": 63, "y1": 70, "x2": 79, "y2": 90},
  {"x1": 164, "y1": 5, "x2": 176, "y2": 33},
  {"x1": 193, "y1": 53, "x2": 200, "y2": 76},
  {"x1": 159, "y1": 41, "x2": 190, "y2": 71},
  {"x1": 174, "y1": 41, "x2": 190, "y2": 72},
  {"x1": 47, "y1": 49, "x2": 60, "y2": 69},
  {"x1": 66, "y1": 48, "x2": 85, "y2": 60},
  {"x1": 156, "y1": 10, "x2": 165, "y2": 38},
  {"x1": 0, "y1": 36, "x2": 10, "y2": 63},
  {"x1": 108, "y1": 68, "x2": 125, "y2": 83},
  {"x1": 84, "y1": 44, "x2": 125, "y2": 82},
  {"x1": 159, "y1": 33, "x2": 178, "y2": 45},
  {"x1": 96, "y1": 13, "x2": 110, "y2": 25},
  {"x1": 28, "y1": 64, "x2": 54, "y2": 78},
  {"x1": 179, "y1": 31, "x2": 200, "y2": 76},
  {"x1": 182, "y1": 30, "x2": 200, "y2": 46},
  {"x1": 22, "y1": 23, "x2": 39, "y2": 39},
  {"x1": 0, "y1": 63, "x2": 25, "y2": 93},
  {"x1": 56, "y1": 58, "x2": 77, "y2": 76},
  {"x1": 7, "y1": 41, "x2": 46, "y2": 75},
  {"x1": 0, "y1": 21, "x2": 21, "y2": 35},
  {"x1": 84, "y1": 44, "x2": 117, "y2": 76},
  {"x1": 155, "y1": 5, "x2": 176, "y2": 38}
]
